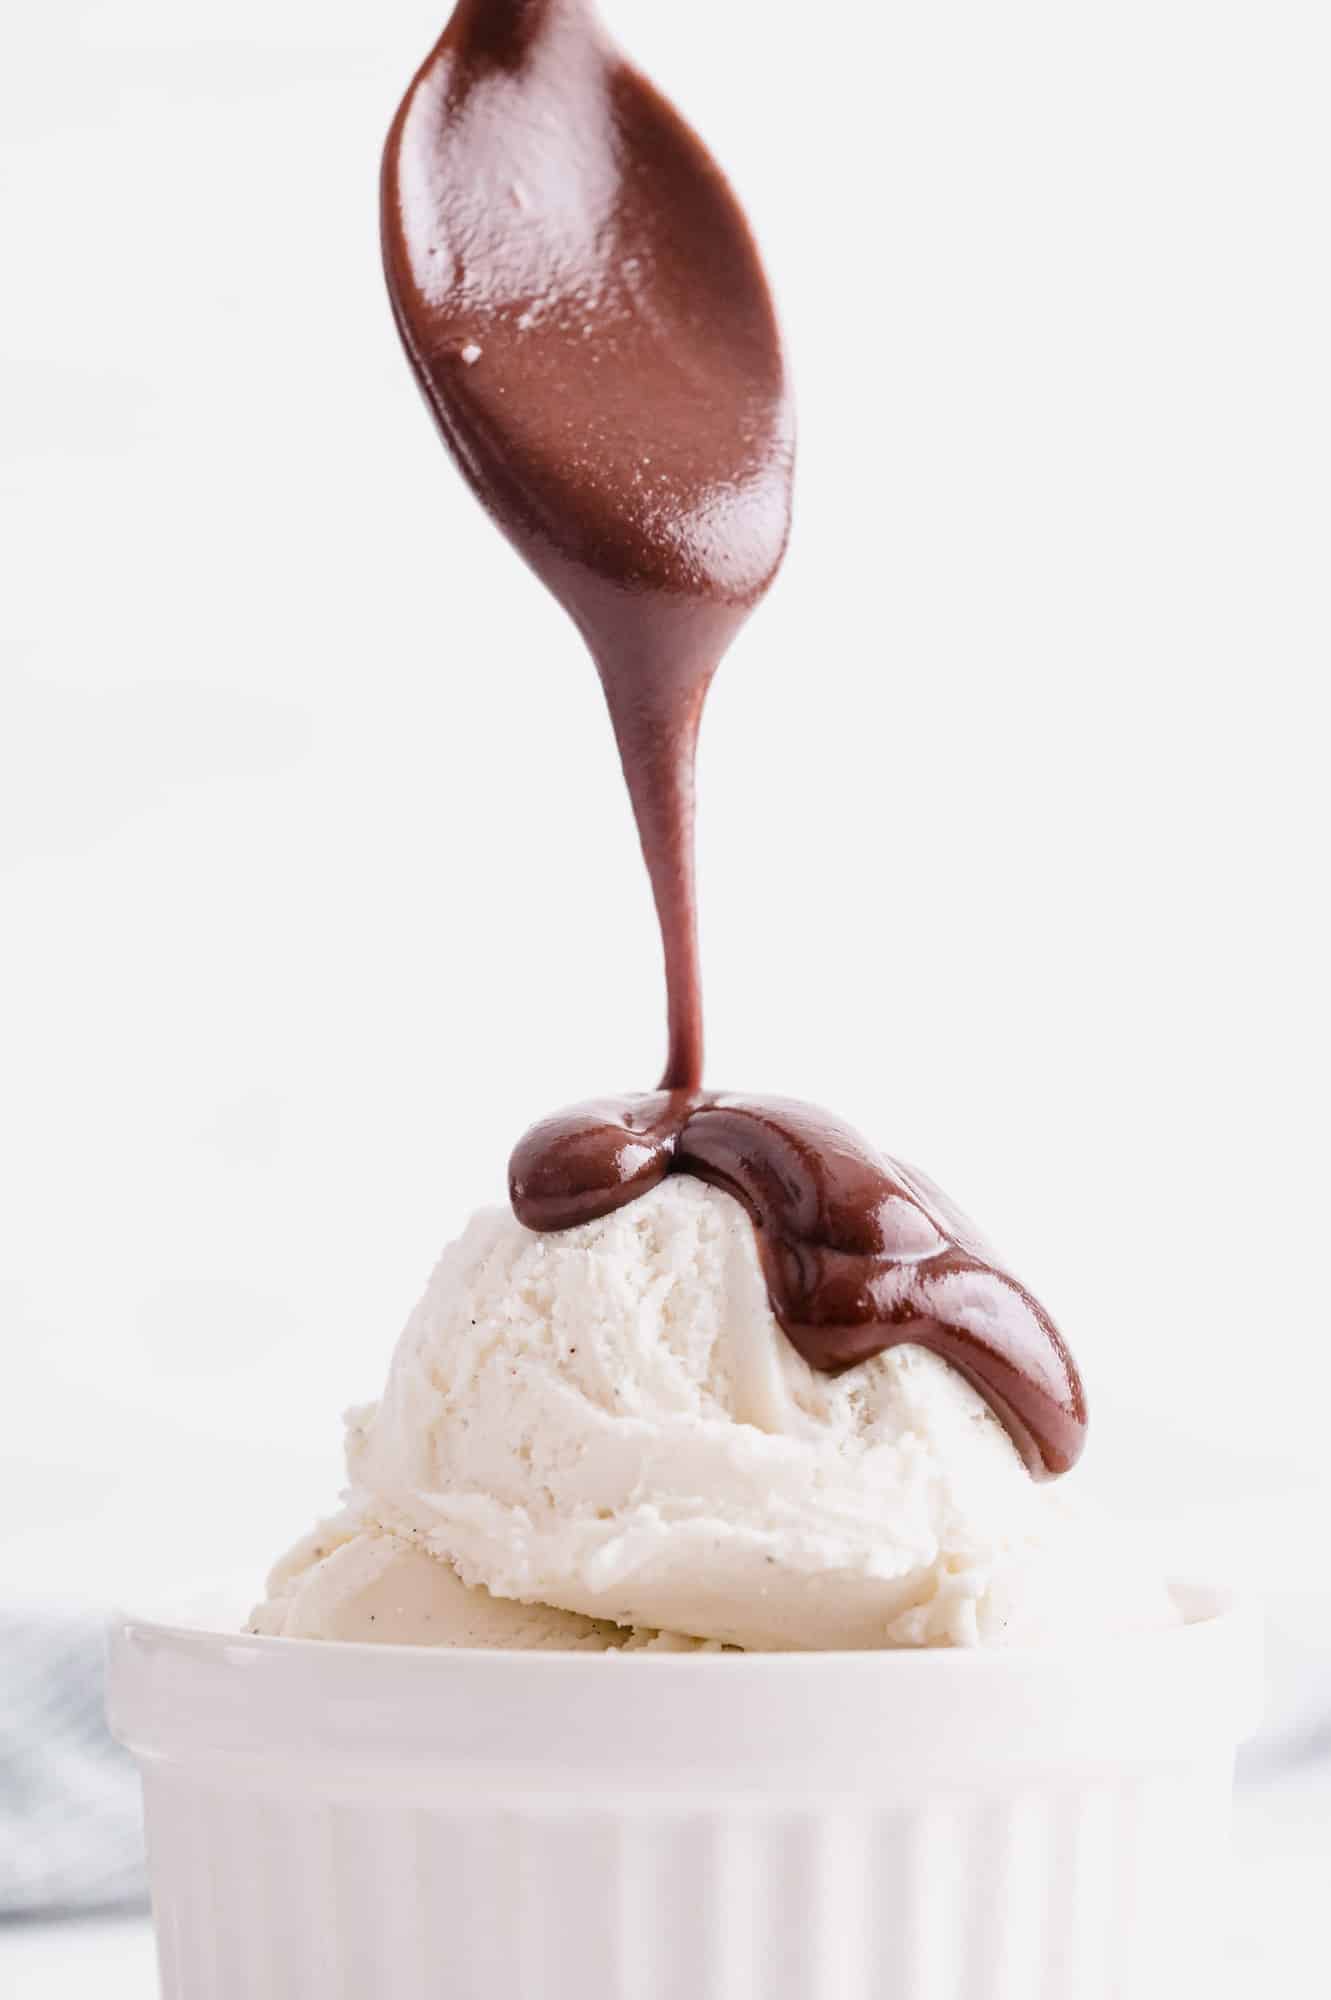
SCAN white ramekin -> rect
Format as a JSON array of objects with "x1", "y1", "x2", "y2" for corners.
[{"x1": 108, "y1": 1585, "x2": 1260, "y2": 2000}]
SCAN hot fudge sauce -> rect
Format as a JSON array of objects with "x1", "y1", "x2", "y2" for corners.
[{"x1": 383, "y1": 0, "x2": 1087, "y2": 1477}]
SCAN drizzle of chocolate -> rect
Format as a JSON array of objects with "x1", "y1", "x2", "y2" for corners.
[
  {"x1": 383, "y1": 0, "x2": 793, "y2": 1090},
  {"x1": 510, "y1": 1094, "x2": 1086, "y2": 1477},
  {"x1": 385, "y1": 0, "x2": 1086, "y2": 1477}
]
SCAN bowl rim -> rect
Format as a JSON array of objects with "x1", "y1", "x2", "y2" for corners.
[
  {"x1": 107, "y1": 1581, "x2": 1263, "y2": 1792},
  {"x1": 109, "y1": 1576, "x2": 1248, "y2": 1667}
]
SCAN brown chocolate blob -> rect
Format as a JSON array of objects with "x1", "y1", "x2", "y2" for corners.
[
  {"x1": 385, "y1": 0, "x2": 1087, "y2": 1477},
  {"x1": 510, "y1": 1094, "x2": 1086, "y2": 1478}
]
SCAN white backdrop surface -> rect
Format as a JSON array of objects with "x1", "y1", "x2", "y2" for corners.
[{"x1": 1, "y1": 2, "x2": 1327, "y2": 1640}]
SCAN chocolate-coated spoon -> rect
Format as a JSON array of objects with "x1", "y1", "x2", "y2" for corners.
[{"x1": 383, "y1": 0, "x2": 794, "y2": 1089}]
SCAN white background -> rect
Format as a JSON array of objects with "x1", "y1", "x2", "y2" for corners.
[{"x1": 2, "y1": 1, "x2": 1327, "y2": 1642}]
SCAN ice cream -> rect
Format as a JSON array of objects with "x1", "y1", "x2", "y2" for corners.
[
  {"x1": 230, "y1": 0, "x2": 1177, "y2": 1661},
  {"x1": 249, "y1": 1506, "x2": 718, "y2": 1651},
  {"x1": 252, "y1": 1177, "x2": 1175, "y2": 1651}
]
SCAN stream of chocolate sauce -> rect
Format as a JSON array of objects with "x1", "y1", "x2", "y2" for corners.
[
  {"x1": 383, "y1": 0, "x2": 1087, "y2": 1476},
  {"x1": 382, "y1": 0, "x2": 791, "y2": 1090}
]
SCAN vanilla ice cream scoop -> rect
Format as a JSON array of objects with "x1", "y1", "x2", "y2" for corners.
[
  {"x1": 249, "y1": 1507, "x2": 717, "y2": 1652},
  {"x1": 326, "y1": 1177, "x2": 1174, "y2": 1651}
]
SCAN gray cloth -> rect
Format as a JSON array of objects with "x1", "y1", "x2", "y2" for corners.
[{"x1": 0, "y1": 1613, "x2": 146, "y2": 1918}]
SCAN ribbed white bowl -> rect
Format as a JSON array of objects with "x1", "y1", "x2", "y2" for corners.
[{"x1": 108, "y1": 1585, "x2": 1260, "y2": 2000}]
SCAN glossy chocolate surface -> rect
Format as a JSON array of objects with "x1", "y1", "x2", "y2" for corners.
[
  {"x1": 383, "y1": 0, "x2": 792, "y2": 1088},
  {"x1": 511, "y1": 1092, "x2": 1086, "y2": 1476},
  {"x1": 385, "y1": 0, "x2": 1086, "y2": 1475}
]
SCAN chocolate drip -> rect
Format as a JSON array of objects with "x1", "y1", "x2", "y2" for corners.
[
  {"x1": 382, "y1": 0, "x2": 793, "y2": 1090},
  {"x1": 511, "y1": 1094, "x2": 1086, "y2": 1478},
  {"x1": 385, "y1": 1, "x2": 1086, "y2": 1475}
]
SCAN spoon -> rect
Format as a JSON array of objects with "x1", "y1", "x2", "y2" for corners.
[{"x1": 382, "y1": 0, "x2": 794, "y2": 1089}]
